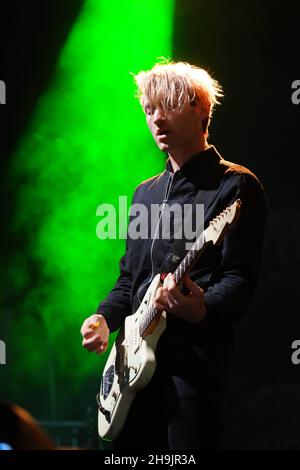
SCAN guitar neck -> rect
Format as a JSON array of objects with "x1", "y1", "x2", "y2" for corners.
[
  {"x1": 138, "y1": 233, "x2": 209, "y2": 337},
  {"x1": 173, "y1": 198, "x2": 242, "y2": 285},
  {"x1": 139, "y1": 199, "x2": 241, "y2": 337},
  {"x1": 172, "y1": 231, "x2": 208, "y2": 285}
]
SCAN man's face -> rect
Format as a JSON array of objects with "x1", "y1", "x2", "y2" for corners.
[{"x1": 143, "y1": 99, "x2": 203, "y2": 154}]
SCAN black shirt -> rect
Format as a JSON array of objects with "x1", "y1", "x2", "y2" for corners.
[{"x1": 98, "y1": 145, "x2": 267, "y2": 351}]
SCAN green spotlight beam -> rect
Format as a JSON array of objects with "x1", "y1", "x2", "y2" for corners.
[{"x1": 8, "y1": 0, "x2": 174, "y2": 420}]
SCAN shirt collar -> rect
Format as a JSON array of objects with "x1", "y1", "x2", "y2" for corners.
[{"x1": 165, "y1": 145, "x2": 222, "y2": 174}]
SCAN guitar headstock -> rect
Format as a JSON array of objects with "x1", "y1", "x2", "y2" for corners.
[{"x1": 205, "y1": 199, "x2": 242, "y2": 245}]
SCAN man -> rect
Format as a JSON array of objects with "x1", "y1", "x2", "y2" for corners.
[{"x1": 80, "y1": 61, "x2": 267, "y2": 449}]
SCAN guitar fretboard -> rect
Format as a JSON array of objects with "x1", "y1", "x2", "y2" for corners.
[
  {"x1": 139, "y1": 232, "x2": 206, "y2": 336},
  {"x1": 173, "y1": 232, "x2": 205, "y2": 284},
  {"x1": 138, "y1": 198, "x2": 241, "y2": 337}
]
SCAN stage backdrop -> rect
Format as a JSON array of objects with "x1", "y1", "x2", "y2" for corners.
[{"x1": 1, "y1": 0, "x2": 300, "y2": 449}]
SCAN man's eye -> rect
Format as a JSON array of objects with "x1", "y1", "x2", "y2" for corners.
[{"x1": 145, "y1": 107, "x2": 153, "y2": 115}]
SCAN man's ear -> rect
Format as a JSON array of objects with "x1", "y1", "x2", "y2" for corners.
[
  {"x1": 202, "y1": 117, "x2": 209, "y2": 134},
  {"x1": 190, "y1": 99, "x2": 208, "y2": 120}
]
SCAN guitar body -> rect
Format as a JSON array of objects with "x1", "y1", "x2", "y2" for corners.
[
  {"x1": 98, "y1": 273, "x2": 166, "y2": 440},
  {"x1": 96, "y1": 199, "x2": 241, "y2": 441}
]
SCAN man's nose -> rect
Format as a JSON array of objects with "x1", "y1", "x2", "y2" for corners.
[{"x1": 153, "y1": 107, "x2": 166, "y2": 124}]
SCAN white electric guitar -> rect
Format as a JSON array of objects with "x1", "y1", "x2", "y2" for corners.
[{"x1": 97, "y1": 199, "x2": 242, "y2": 440}]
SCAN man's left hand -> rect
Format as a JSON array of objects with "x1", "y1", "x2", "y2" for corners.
[{"x1": 153, "y1": 273, "x2": 207, "y2": 323}]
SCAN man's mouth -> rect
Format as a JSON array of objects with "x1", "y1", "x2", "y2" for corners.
[{"x1": 156, "y1": 129, "x2": 170, "y2": 136}]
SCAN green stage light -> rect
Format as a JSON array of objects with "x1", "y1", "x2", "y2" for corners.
[{"x1": 8, "y1": 0, "x2": 174, "y2": 419}]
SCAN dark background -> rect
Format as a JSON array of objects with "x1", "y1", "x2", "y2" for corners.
[
  {"x1": 1, "y1": 0, "x2": 300, "y2": 449},
  {"x1": 173, "y1": 0, "x2": 300, "y2": 449}
]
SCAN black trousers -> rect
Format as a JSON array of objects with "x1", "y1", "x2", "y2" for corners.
[{"x1": 113, "y1": 343, "x2": 228, "y2": 450}]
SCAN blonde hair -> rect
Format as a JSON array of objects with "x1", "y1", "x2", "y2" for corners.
[{"x1": 134, "y1": 60, "x2": 223, "y2": 120}]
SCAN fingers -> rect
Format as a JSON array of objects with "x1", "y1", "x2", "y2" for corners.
[
  {"x1": 163, "y1": 273, "x2": 184, "y2": 310},
  {"x1": 82, "y1": 333, "x2": 108, "y2": 353},
  {"x1": 94, "y1": 336, "x2": 109, "y2": 354},
  {"x1": 81, "y1": 314, "x2": 108, "y2": 337},
  {"x1": 182, "y1": 274, "x2": 204, "y2": 298},
  {"x1": 155, "y1": 273, "x2": 206, "y2": 322},
  {"x1": 153, "y1": 287, "x2": 168, "y2": 312},
  {"x1": 81, "y1": 314, "x2": 109, "y2": 354},
  {"x1": 95, "y1": 343, "x2": 109, "y2": 355},
  {"x1": 153, "y1": 300, "x2": 168, "y2": 312},
  {"x1": 80, "y1": 314, "x2": 99, "y2": 336},
  {"x1": 82, "y1": 320, "x2": 107, "y2": 340},
  {"x1": 153, "y1": 274, "x2": 183, "y2": 312}
]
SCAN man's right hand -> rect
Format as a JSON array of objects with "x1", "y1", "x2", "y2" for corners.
[{"x1": 80, "y1": 314, "x2": 110, "y2": 354}]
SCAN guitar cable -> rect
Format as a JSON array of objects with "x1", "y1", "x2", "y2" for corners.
[{"x1": 136, "y1": 171, "x2": 174, "y2": 305}]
